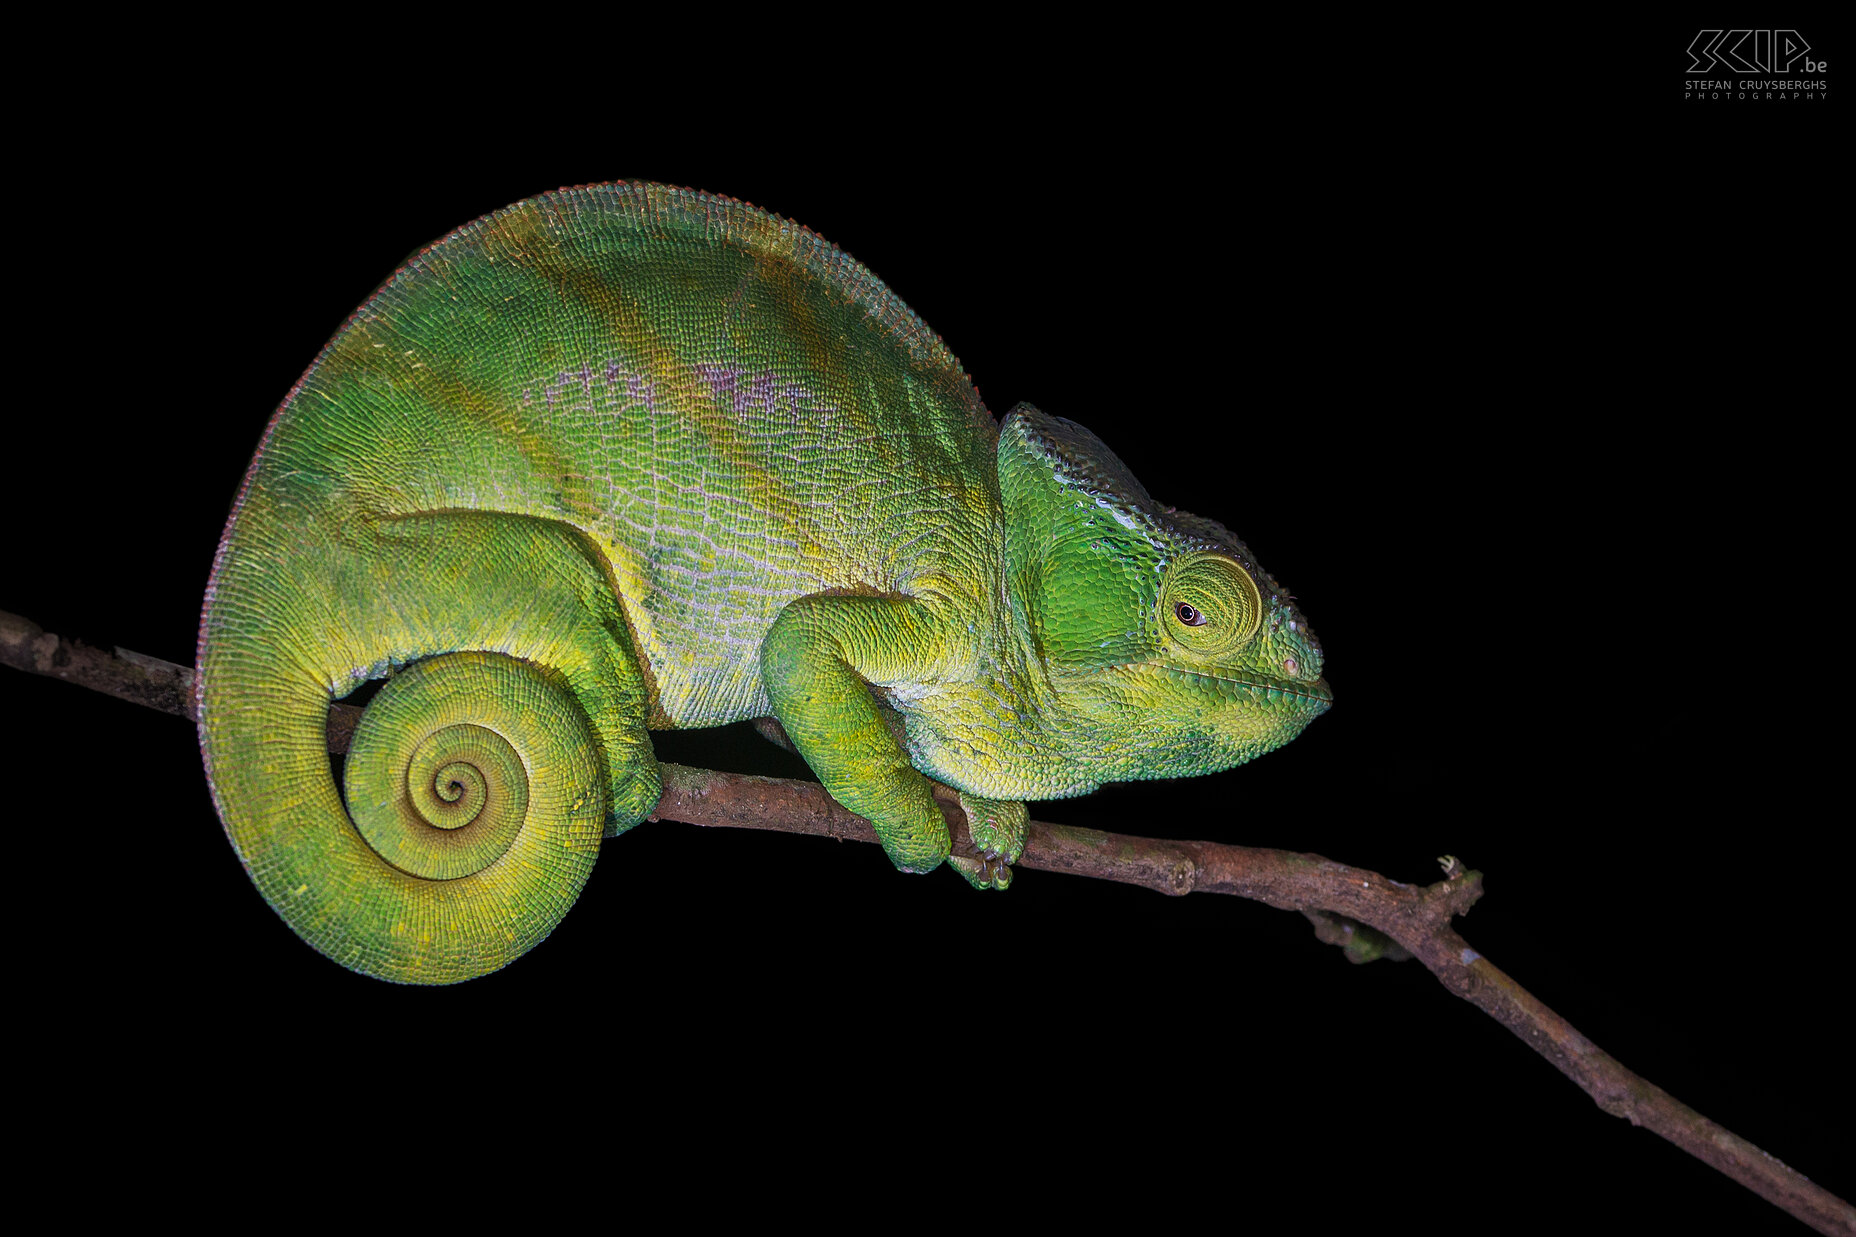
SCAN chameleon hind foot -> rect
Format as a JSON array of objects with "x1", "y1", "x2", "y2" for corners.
[{"x1": 607, "y1": 759, "x2": 666, "y2": 834}]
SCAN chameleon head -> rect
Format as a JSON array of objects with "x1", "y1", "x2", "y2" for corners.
[{"x1": 998, "y1": 406, "x2": 1331, "y2": 788}]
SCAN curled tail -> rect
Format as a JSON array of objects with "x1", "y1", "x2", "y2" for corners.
[{"x1": 198, "y1": 505, "x2": 658, "y2": 983}]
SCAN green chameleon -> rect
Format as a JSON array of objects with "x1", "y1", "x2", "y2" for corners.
[{"x1": 197, "y1": 181, "x2": 1331, "y2": 984}]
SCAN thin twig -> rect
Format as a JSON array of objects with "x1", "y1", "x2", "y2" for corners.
[{"x1": 3, "y1": 608, "x2": 1849, "y2": 1236}]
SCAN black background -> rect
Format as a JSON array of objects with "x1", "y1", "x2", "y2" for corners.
[{"x1": 8, "y1": 23, "x2": 1845, "y2": 1231}]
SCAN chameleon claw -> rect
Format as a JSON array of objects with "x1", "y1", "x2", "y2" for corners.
[
  {"x1": 947, "y1": 854, "x2": 1012, "y2": 890},
  {"x1": 946, "y1": 855, "x2": 983, "y2": 886}
]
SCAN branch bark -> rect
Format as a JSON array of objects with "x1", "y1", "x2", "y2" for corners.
[{"x1": 3, "y1": 608, "x2": 1849, "y2": 1236}]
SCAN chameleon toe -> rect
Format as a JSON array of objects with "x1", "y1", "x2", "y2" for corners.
[{"x1": 947, "y1": 854, "x2": 1013, "y2": 890}]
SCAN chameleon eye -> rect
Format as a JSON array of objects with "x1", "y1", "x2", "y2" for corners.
[{"x1": 1159, "y1": 552, "x2": 1262, "y2": 656}]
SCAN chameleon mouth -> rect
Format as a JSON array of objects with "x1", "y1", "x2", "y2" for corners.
[{"x1": 1127, "y1": 663, "x2": 1333, "y2": 709}]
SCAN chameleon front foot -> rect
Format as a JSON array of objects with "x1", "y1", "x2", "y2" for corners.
[
  {"x1": 959, "y1": 793, "x2": 1027, "y2": 862},
  {"x1": 947, "y1": 793, "x2": 1027, "y2": 889},
  {"x1": 947, "y1": 854, "x2": 1014, "y2": 890}
]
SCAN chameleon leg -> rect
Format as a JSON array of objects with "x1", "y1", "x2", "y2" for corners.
[
  {"x1": 754, "y1": 695, "x2": 1025, "y2": 889},
  {"x1": 199, "y1": 511, "x2": 659, "y2": 982},
  {"x1": 760, "y1": 595, "x2": 965, "y2": 876}
]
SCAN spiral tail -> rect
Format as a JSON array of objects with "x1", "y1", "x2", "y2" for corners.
[{"x1": 198, "y1": 510, "x2": 660, "y2": 983}]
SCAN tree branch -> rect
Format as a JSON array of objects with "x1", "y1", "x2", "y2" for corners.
[{"x1": 3, "y1": 608, "x2": 1849, "y2": 1236}]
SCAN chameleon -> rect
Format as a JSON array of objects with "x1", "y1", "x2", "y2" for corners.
[{"x1": 196, "y1": 181, "x2": 1331, "y2": 984}]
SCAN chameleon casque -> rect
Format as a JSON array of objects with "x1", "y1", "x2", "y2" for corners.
[{"x1": 197, "y1": 181, "x2": 1331, "y2": 984}]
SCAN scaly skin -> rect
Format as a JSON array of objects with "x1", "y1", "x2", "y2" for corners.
[{"x1": 197, "y1": 182, "x2": 1331, "y2": 983}]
